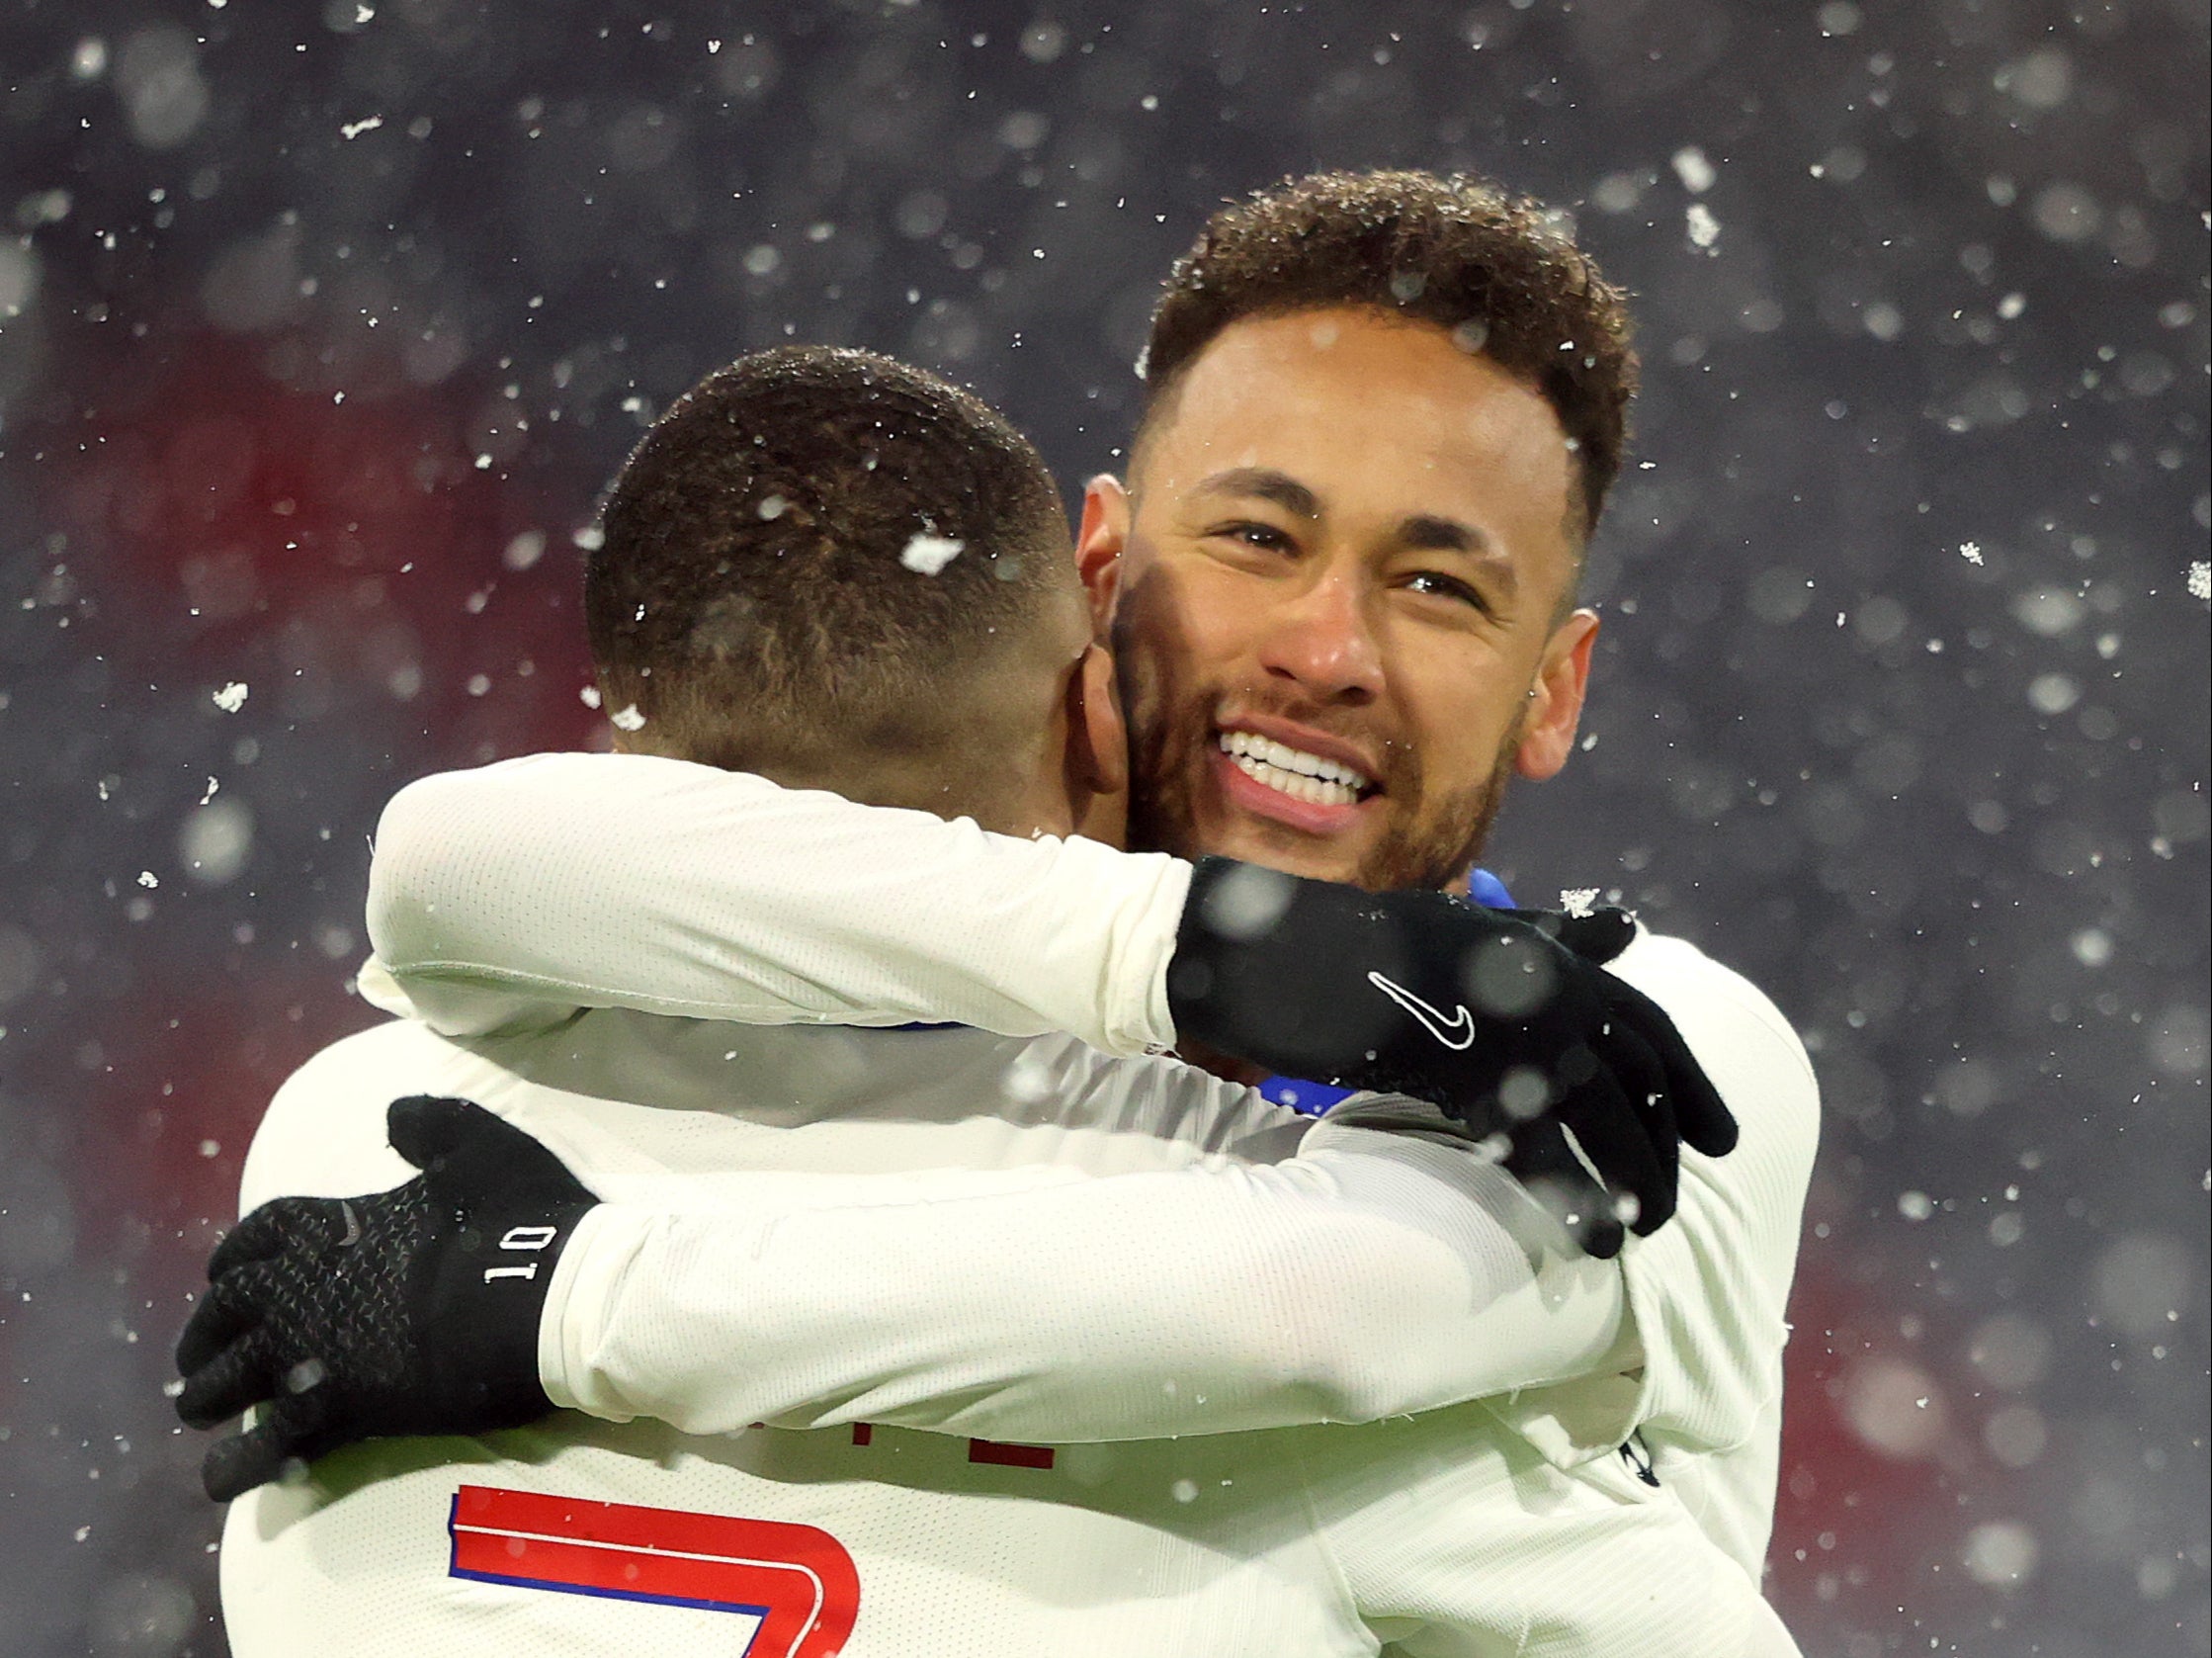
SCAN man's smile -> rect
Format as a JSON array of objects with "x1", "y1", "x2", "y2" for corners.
[{"x1": 1209, "y1": 717, "x2": 1383, "y2": 836}]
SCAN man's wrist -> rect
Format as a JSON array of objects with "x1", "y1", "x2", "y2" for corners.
[{"x1": 535, "y1": 1203, "x2": 647, "y2": 1421}]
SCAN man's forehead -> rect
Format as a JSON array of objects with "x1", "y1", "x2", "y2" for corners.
[{"x1": 1135, "y1": 310, "x2": 1577, "y2": 534}]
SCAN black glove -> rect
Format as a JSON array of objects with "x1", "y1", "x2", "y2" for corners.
[
  {"x1": 174, "y1": 1095, "x2": 595, "y2": 1502},
  {"x1": 1166, "y1": 858, "x2": 1739, "y2": 1259}
]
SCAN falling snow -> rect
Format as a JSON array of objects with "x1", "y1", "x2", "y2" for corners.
[
  {"x1": 1670, "y1": 146, "x2": 1717, "y2": 195},
  {"x1": 0, "y1": 9, "x2": 2200, "y2": 1656}
]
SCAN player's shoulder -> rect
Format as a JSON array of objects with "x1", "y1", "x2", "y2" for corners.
[
  {"x1": 1610, "y1": 929, "x2": 1806, "y2": 1057},
  {"x1": 239, "y1": 1016, "x2": 464, "y2": 1211},
  {"x1": 268, "y1": 1014, "x2": 458, "y2": 1109}
]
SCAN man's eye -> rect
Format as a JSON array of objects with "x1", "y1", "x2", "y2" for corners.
[
  {"x1": 1404, "y1": 571, "x2": 1488, "y2": 611},
  {"x1": 1212, "y1": 521, "x2": 1293, "y2": 554}
]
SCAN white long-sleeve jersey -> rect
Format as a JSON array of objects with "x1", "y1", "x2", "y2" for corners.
[
  {"x1": 219, "y1": 752, "x2": 1817, "y2": 1654},
  {"x1": 226, "y1": 1008, "x2": 1799, "y2": 1656}
]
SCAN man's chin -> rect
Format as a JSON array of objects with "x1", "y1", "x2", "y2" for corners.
[
  {"x1": 1184, "y1": 774, "x2": 1504, "y2": 894},
  {"x1": 1189, "y1": 811, "x2": 1384, "y2": 888},
  {"x1": 1128, "y1": 747, "x2": 1500, "y2": 892}
]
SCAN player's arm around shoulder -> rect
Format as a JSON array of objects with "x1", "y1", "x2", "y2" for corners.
[
  {"x1": 1601, "y1": 925, "x2": 1822, "y2": 1450},
  {"x1": 366, "y1": 750, "x2": 1186, "y2": 1051}
]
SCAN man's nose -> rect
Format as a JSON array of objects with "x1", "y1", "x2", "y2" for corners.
[{"x1": 1255, "y1": 571, "x2": 1384, "y2": 705}]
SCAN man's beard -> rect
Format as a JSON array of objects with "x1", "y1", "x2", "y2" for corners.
[{"x1": 1116, "y1": 629, "x2": 1523, "y2": 894}]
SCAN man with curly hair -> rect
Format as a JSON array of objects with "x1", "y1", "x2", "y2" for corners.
[{"x1": 188, "y1": 173, "x2": 1813, "y2": 1656}]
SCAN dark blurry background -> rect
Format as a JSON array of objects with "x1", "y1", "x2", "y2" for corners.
[{"x1": 0, "y1": 1, "x2": 2204, "y2": 1653}]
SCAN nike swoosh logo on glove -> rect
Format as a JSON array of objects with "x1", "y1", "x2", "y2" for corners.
[{"x1": 1366, "y1": 971, "x2": 1477, "y2": 1051}]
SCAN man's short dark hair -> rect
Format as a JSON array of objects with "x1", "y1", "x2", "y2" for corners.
[
  {"x1": 586, "y1": 346, "x2": 1076, "y2": 788},
  {"x1": 1140, "y1": 171, "x2": 1638, "y2": 536}
]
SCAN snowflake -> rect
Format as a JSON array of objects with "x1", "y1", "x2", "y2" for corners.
[
  {"x1": 1560, "y1": 887, "x2": 1601, "y2": 918},
  {"x1": 609, "y1": 704, "x2": 646, "y2": 732},
  {"x1": 212, "y1": 681, "x2": 249, "y2": 713},
  {"x1": 1959, "y1": 542, "x2": 1984, "y2": 566},
  {"x1": 2188, "y1": 561, "x2": 2210, "y2": 602},
  {"x1": 1670, "y1": 146, "x2": 1716, "y2": 194},
  {"x1": 900, "y1": 533, "x2": 965, "y2": 575}
]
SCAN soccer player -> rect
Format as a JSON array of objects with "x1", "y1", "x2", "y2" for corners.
[{"x1": 184, "y1": 174, "x2": 1816, "y2": 1655}]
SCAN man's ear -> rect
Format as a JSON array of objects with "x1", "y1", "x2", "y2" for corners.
[
  {"x1": 1515, "y1": 609, "x2": 1600, "y2": 780},
  {"x1": 1064, "y1": 641, "x2": 1128, "y2": 801},
  {"x1": 1074, "y1": 475, "x2": 1130, "y2": 641},
  {"x1": 1059, "y1": 641, "x2": 1129, "y2": 847}
]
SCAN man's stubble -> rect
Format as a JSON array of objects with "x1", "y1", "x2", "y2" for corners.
[{"x1": 1112, "y1": 605, "x2": 1524, "y2": 895}]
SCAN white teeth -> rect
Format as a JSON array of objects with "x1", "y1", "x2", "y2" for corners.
[
  {"x1": 1218, "y1": 732, "x2": 1369, "y2": 807},
  {"x1": 1218, "y1": 731, "x2": 1372, "y2": 790}
]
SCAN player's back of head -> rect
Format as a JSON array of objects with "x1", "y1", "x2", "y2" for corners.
[{"x1": 587, "y1": 346, "x2": 1086, "y2": 827}]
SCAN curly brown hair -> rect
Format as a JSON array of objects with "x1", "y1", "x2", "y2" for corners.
[{"x1": 1140, "y1": 171, "x2": 1639, "y2": 535}]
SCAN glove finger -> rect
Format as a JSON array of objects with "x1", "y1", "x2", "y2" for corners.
[
  {"x1": 1665, "y1": 1041, "x2": 1738, "y2": 1158},
  {"x1": 174, "y1": 1264, "x2": 274, "y2": 1381},
  {"x1": 1601, "y1": 1021, "x2": 1667, "y2": 1114},
  {"x1": 1595, "y1": 1029, "x2": 1680, "y2": 1237},
  {"x1": 1600, "y1": 984, "x2": 1740, "y2": 1160},
  {"x1": 176, "y1": 1321, "x2": 281, "y2": 1432},
  {"x1": 1564, "y1": 1066, "x2": 1674, "y2": 1239},
  {"x1": 387, "y1": 1095, "x2": 592, "y2": 1209},
  {"x1": 1504, "y1": 1119, "x2": 1626, "y2": 1261},
  {"x1": 1548, "y1": 906, "x2": 1638, "y2": 966},
  {"x1": 206, "y1": 1196, "x2": 334, "y2": 1281},
  {"x1": 384, "y1": 1093, "x2": 493, "y2": 1173},
  {"x1": 200, "y1": 1391, "x2": 336, "y2": 1504}
]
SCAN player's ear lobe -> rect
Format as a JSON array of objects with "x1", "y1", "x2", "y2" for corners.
[
  {"x1": 1075, "y1": 476, "x2": 1130, "y2": 640},
  {"x1": 1515, "y1": 609, "x2": 1599, "y2": 781},
  {"x1": 1071, "y1": 642, "x2": 1128, "y2": 798}
]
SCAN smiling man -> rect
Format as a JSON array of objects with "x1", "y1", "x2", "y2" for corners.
[
  {"x1": 1098, "y1": 297, "x2": 1603, "y2": 893},
  {"x1": 183, "y1": 173, "x2": 1815, "y2": 1655}
]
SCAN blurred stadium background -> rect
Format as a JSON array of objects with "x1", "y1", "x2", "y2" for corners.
[{"x1": 0, "y1": 1, "x2": 2204, "y2": 1652}]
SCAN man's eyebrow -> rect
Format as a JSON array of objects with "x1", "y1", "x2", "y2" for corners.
[
  {"x1": 1398, "y1": 514, "x2": 1487, "y2": 556},
  {"x1": 1399, "y1": 515, "x2": 1518, "y2": 597},
  {"x1": 1188, "y1": 467, "x2": 1322, "y2": 520}
]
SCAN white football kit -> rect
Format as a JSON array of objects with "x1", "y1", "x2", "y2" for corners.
[{"x1": 218, "y1": 752, "x2": 1818, "y2": 1656}]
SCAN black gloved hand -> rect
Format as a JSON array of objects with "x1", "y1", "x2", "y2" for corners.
[
  {"x1": 174, "y1": 1095, "x2": 594, "y2": 1502},
  {"x1": 1166, "y1": 859, "x2": 1739, "y2": 1259}
]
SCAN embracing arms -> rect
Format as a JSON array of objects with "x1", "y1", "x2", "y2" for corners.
[
  {"x1": 177, "y1": 1090, "x2": 1626, "y2": 1498},
  {"x1": 174, "y1": 753, "x2": 1808, "y2": 1501},
  {"x1": 367, "y1": 753, "x2": 1734, "y2": 1249}
]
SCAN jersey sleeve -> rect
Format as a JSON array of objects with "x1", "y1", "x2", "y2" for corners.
[
  {"x1": 362, "y1": 752, "x2": 1187, "y2": 1056},
  {"x1": 538, "y1": 1119, "x2": 1628, "y2": 1444},
  {"x1": 1606, "y1": 935, "x2": 1819, "y2": 1450},
  {"x1": 1469, "y1": 930, "x2": 1821, "y2": 1570}
]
